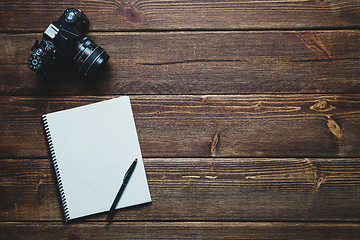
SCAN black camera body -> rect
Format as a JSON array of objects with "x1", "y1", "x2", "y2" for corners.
[{"x1": 28, "y1": 8, "x2": 109, "y2": 78}]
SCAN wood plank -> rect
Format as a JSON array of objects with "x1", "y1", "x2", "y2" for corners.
[
  {"x1": 1, "y1": 95, "x2": 360, "y2": 158},
  {"x1": 1, "y1": 222, "x2": 360, "y2": 240},
  {"x1": 1, "y1": 0, "x2": 360, "y2": 31},
  {"x1": 1, "y1": 158, "x2": 360, "y2": 221},
  {"x1": 1, "y1": 31, "x2": 359, "y2": 95}
]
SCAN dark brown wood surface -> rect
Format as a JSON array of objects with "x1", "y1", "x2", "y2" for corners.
[
  {"x1": 2, "y1": 222, "x2": 360, "y2": 240},
  {"x1": 1, "y1": 0, "x2": 360, "y2": 31},
  {"x1": 2, "y1": 158, "x2": 360, "y2": 221},
  {"x1": 1, "y1": 31, "x2": 360, "y2": 95},
  {"x1": 1, "y1": 95, "x2": 360, "y2": 158},
  {"x1": 1, "y1": 0, "x2": 360, "y2": 239}
]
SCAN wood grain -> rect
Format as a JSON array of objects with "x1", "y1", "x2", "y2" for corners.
[
  {"x1": 1, "y1": 222, "x2": 360, "y2": 240},
  {"x1": 1, "y1": 95, "x2": 360, "y2": 158},
  {"x1": 1, "y1": 158, "x2": 360, "y2": 221},
  {"x1": 1, "y1": 0, "x2": 360, "y2": 31},
  {"x1": 1, "y1": 31, "x2": 359, "y2": 95},
  {"x1": 1, "y1": 0, "x2": 359, "y2": 238}
]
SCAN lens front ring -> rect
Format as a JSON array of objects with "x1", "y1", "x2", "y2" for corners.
[{"x1": 74, "y1": 38, "x2": 110, "y2": 78}]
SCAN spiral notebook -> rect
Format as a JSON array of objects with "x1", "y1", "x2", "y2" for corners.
[{"x1": 42, "y1": 96, "x2": 151, "y2": 221}]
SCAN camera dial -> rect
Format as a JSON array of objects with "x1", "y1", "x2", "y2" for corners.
[
  {"x1": 64, "y1": 9, "x2": 81, "y2": 24},
  {"x1": 44, "y1": 41, "x2": 54, "y2": 51},
  {"x1": 28, "y1": 55, "x2": 42, "y2": 70},
  {"x1": 35, "y1": 48, "x2": 44, "y2": 56}
]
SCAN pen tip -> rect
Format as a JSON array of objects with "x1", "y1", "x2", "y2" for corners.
[{"x1": 135, "y1": 158, "x2": 138, "y2": 162}]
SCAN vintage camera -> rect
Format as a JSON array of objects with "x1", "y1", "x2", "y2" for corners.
[{"x1": 28, "y1": 8, "x2": 109, "y2": 78}]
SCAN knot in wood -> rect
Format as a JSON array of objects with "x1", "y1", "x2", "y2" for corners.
[
  {"x1": 67, "y1": 233, "x2": 82, "y2": 240},
  {"x1": 310, "y1": 99, "x2": 335, "y2": 112},
  {"x1": 124, "y1": 5, "x2": 141, "y2": 24}
]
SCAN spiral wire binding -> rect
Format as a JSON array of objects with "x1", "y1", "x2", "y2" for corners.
[{"x1": 42, "y1": 115, "x2": 70, "y2": 221}]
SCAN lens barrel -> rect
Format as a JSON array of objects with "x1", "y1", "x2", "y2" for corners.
[{"x1": 74, "y1": 37, "x2": 109, "y2": 78}]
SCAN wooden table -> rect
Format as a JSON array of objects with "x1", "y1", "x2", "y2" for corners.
[{"x1": 1, "y1": 1, "x2": 360, "y2": 239}]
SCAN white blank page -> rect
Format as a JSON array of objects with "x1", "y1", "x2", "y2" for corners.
[{"x1": 43, "y1": 96, "x2": 151, "y2": 221}]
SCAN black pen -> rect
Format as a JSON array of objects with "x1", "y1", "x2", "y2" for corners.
[{"x1": 106, "y1": 158, "x2": 138, "y2": 221}]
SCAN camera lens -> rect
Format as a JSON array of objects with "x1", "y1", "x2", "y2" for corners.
[{"x1": 74, "y1": 37, "x2": 110, "y2": 78}]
